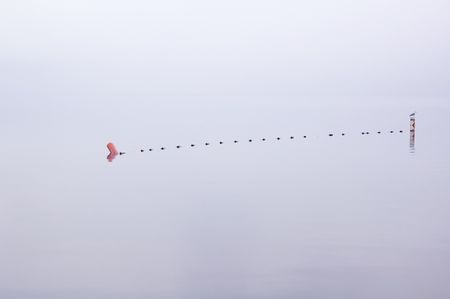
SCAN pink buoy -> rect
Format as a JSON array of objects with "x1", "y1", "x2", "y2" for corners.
[{"x1": 107, "y1": 142, "x2": 119, "y2": 162}]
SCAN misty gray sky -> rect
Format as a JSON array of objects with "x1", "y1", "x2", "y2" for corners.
[{"x1": 1, "y1": 0, "x2": 450, "y2": 99}]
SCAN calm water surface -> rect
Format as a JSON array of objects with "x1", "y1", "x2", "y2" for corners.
[{"x1": 1, "y1": 98, "x2": 449, "y2": 298}]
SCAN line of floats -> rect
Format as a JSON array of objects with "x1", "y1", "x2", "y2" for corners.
[
  {"x1": 107, "y1": 112, "x2": 416, "y2": 161},
  {"x1": 107, "y1": 129, "x2": 407, "y2": 162}
]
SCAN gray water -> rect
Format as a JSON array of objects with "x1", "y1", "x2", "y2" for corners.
[
  {"x1": 1, "y1": 97, "x2": 449, "y2": 298},
  {"x1": 2, "y1": 1, "x2": 450, "y2": 297}
]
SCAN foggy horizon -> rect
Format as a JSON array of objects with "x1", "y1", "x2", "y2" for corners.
[{"x1": 1, "y1": 1, "x2": 449, "y2": 298}]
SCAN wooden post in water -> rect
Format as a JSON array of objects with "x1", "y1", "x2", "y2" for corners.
[{"x1": 410, "y1": 113, "x2": 416, "y2": 153}]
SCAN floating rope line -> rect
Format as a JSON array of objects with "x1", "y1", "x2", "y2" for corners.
[
  {"x1": 135, "y1": 130, "x2": 406, "y2": 155},
  {"x1": 107, "y1": 115, "x2": 416, "y2": 162}
]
